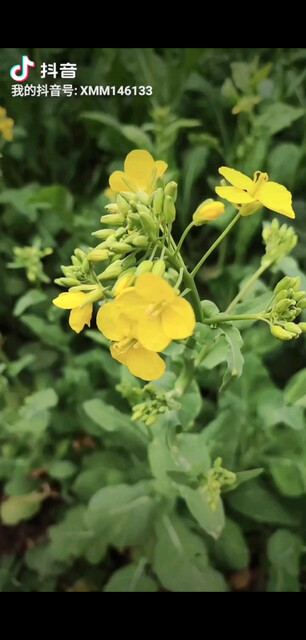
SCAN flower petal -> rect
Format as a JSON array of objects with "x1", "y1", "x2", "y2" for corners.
[
  {"x1": 115, "y1": 289, "x2": 146, "y2": 320},
  {"x1": 155, "y1": 160, "x2": 168, "y2": 177},
  {"x1": 215, "y1": 186, "x2": 255, "y2": 204},
  {"x1": 218, "y1": 166, "x2": 253, "y2": 190},
  {"x1": 136, "y1": 315, "x2": 171, "y2": 352},
  {"x1": 109, "y1": 171, "x2": 131, "y2": 193},
  {"x1": 125, "y1": 345, "x2": 166, "y2": 381},
  {"x1": 135, "y1": 273, "x2": 176, "y2": 304},
  {"x1": 53, "y1": 291, "x2": 88, "y2": 309},
  {"x1": 69, "y1": 304, "x2": 93, "y2": 333},
  {"x1": 162, "y1": 297, "x2": 195, "y2": 340},
  {"x1": 110, "y1": 343, "x2": 129, "y2": 365},
  {"x1": 124, "y1": 150, "x2": 155, "y2": 191},
  {"x1": 256, "y1": 181, "x2": 295, "y2": 219},
  {"x1": 96, "y1": 303, "x2": 132, "y2": 340}
]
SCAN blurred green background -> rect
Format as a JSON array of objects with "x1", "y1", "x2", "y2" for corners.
[{"x1": 0, "y1": 48, "x2": 306, "y2": 593}]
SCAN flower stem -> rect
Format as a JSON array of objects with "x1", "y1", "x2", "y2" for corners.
[
  {"x1": 173, "y1": 221, "x2": 195, "y2": 257},
  {"x1": 191, "y1": 212, "x2": 241, "y2": 278},
  {"x1": 202, "y1": 312, "x2": 269, "y2": 325},
  {"x1": 226, "y1": 261, "x2": 270, "y2": 313}
]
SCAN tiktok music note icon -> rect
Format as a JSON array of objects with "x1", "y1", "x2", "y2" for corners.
[{"x1": 10, "y1": 56, "x2": 36, "y2": 82}]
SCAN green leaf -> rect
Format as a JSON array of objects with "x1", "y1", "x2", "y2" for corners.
[
  {"x1": 218, "y1": 325, "x2": 244, "y2": 391},
  {"x1": 179, "y1": 485, "x2": 225, "y2": 539},
  {"x1": 256, "y1": 103, "x2": 304, "y2": 135},
  {"x1": 284, "y1": 369, "x2": 306, "y2": 408},
  {"x1": 227, "y1": 480, "x2": 299, "y2": 526},
  {"x1": 153, "y1": 514, "x2": 227, "y2": 592},
  {"x1": 268, "y1": 143, "x2": 301, "y2": 188},
  {"x1": 85, "y1": 481, "x2": 157, "y2": 547},
  {"x1": 212, "y1": 518, "x2": 250, "y2": 570},
  {"x1": 13, "y1": 289, "x2": 47, "y2": 316},
  {"x1": 48, "y1": 460, "x2": 77, "y2": 481},
  {"x1": 269, "y1": 457, "x2": 306, "y2": 497},
  {"x1": 0, "y1": 493, "x2": 45, "y2": 525},
  {"x1": 267, "y1": 529, "x2": 302, "y2": 592},
  {"x1": 104, "y1": 561, "x2": 158, "y2": 593},
  {"x1": 83, "y1": 398, "x2": 132, "y2": 433},
  {"x1": 21, "y1": 315, "x2": 70, "y2": 350}
]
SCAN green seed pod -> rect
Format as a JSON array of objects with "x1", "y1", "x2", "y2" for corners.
[
  {"x1": 135, "y1": 260, "x2": 153, "y2": 276},
  {"x1": 274, "y1": 277, "x2": 292, "y2": 295},
  {"x1": 91, "y1": 228, "x2": 115, "y2": 239},
  {"x1": 163, "y1": 194, "x2": 176, "y2": 224},
  {"x1": 87, "y1": 249, "x2": 111, "y2": 262},
  {"x1": 130, "y1": 235, "x2": 148, "y2": 248},
  {"x1": 275, "y1": 290, "x2": 288, "y2": 302},
  {"x1": 139, "y1": 211, "x2": 157, "y2": 239},
  {"x1": 110, "y1": 241, "x2": 133, "y2": 254},
  {"x1": 164, "y1": 181, "x2": 178, "y2": 202},
  {"x1": 152, "y1": 259, "x2": 166, "y2": 276},
  {"x1": 270, "y1": 325, "x2": 293, "y2": 341},
  {"x1": 97, "y1": 260, "x2": 124, "y2": 281},
  {"x1": 284, "y1": 322, "x2": 302, "y2": 336},
  {"x1": 298, "y1": 323, "x2": 306, "y2": 333},
  {"x1": 116, "y1": 194, "x2": 130, "y2": 216},
  {"x1": 153, "y1": 188, "x2": 164, "y2": 216},
  {"x1": 100, "y1": 213, "x2": 125, "y2": 226}
]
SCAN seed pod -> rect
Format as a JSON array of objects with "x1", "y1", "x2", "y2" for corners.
[
  {"x1": 152, "y1": 259, "x2": 166, "y2": 276},
  {"x1": 116, "y1": 194, "x2": 130, "y2": 216},
  {"x1": 135, "y1": 260, "x2": 153, "y2": 276},
  {"x1": 284, "y1": 322, "x2": 302, "y2": 336},
  {"x1": 274, "y1": 277, "x2": 292, "y2": 295},
  {"x1": 270, "y1": 325, "x2": 293, "y2": 341},
  {"x1": 164, "y1": 181, "x2": 178, "y2": 202},
  {"x1": 100, "y1": 213, "x2": 125, "y2": 226},
  {"x1": 163, "y1": 194, "x2": 176, "y2": 224},
  {"x1": 153, "y1": 188, "x2": 164, "y2": 216}
]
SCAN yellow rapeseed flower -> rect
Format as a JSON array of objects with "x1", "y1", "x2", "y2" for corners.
[
  {"x1": 0, "y1": 106, "x2": 14, "y2": 142},
  {"x1": 109, "y1": 150, "x2": 168, "y2": 195},
  {"x1": 193, "y1": 199, "x2": 225, "y2": 226},
  {"x1": 215, "y1": 166, "x2": 295, "y2": 219},
  {"x1": 97, "y1": 272, "x2": 195, "y2": 353},
  {"x1": 111, "y1": 338, "x2": 166, "y2": 381},
  {"x1": 53, "y1": 291, "x2": 93, "y2": 333}
]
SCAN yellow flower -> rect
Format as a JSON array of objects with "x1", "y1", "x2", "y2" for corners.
[
  {"x1": 193, "y1": 199, "x2": 225, "y2": 226},
  {"x1": 109, "y1": 150, "x2": 168, "y2": 195},
  {"x1": 215, "y1": 166, "x2": 295, "y2": 219},
  {"x1": 111, "y1": 338, "x2": 166, "y2": 381},
  {"x1": 97, "y1": 273, "x2": 195, "y2": 353},
  {"x1": 0, "y1": 107, "x2": 14, "y2": 142},
  {"x1": 53, "y1": 291, "x2": 93, "y2": 333}
]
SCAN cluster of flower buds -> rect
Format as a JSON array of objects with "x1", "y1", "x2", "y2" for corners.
[
  {"x1": 118, "y1": 381, "x2": 180, "y2": 426},
  {"x1": 262, "y1": 218, "x2": 297, "y2": 267},
  {"x1": 202, "y1": 457, "x2": 236, "y2": 511},
  {"x1": 8, "y1": 244, "x2": 53, "y2": 283},
  {"x1": 269, "y1": 276, "x2": 306, "y2": 340},
  {"x1": 54, "y1": 248, "x2": 97, "y2": 288}
]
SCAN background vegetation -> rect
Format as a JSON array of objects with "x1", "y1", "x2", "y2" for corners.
[{"x1": 0, "y1": 47, "x2": 306, "y2": 592}]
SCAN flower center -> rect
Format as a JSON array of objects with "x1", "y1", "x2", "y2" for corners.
[
  {"x1": 113, "y1": 337, "x2": 137, "y2": 355},
  {"x1": 249, "y1": 171, "x2": 269, "y2": 197},
  {"x1": 146, "y1": 300, "x2": 167, "y2": 318}
]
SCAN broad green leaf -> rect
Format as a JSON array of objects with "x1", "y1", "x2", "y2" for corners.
[
  {"x1": 13, "y1": 289, "x2": 46, "y2": 316},
  {"x1": 268, "y1": 143, "x2": 301, "y2": 188},
  {"x1": 269, "y1": 457, "x2": 306, "y2": 497},
  {"x1": 256, "y1": 103, "x2": 304, "y2": 135},
  {"x1": 227, "y1": 480, "x2": 299, "y2": 526},
  {"x1": 285, "y1": 369, "x2": 306, "y2": 408},
  {"x1": 267, "y1": 529, "x2": 302, "y2": 576},
  {"x1": 0, "y1": 492, "x2": 45, "y2": 525},
  {"x1": 179, "y1": 485, "x2": 225, "y2": 539},
  {"x1": 21, "y1": 315, "x2": 70, "y2": 350},
  {"x1": 48, "y1": 460, "x2": 77, "y2": 481},
  {"x1": 212, "y1": 518, "x2": 250, "y2": 570},
  {"x1": 104, "y1": 561, "x2": 158, "y2": 593},
  {"x1": 218, "y1": 325, "x2": 244, "y2": 391}
]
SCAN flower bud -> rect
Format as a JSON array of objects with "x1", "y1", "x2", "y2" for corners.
[
  {"x1": 164, "y1": 181, "x2": 178, "y2": 202},
  {"x1": 80, "y1": 287, "x2": 104, "y2": 306},
  {"x1": 130, "y1": 235, "x2": 148, "y2": 248},
  {"x1": 91, "y1": 228, "x2": 115, "y2": 239},
  {"x1": 290, "y1": 277, "x2": 301, "y2": 292},
  {"x1": 153, "y1": 188, "x2": 164, "y2": 216},
  {"x1": 139, "y1": 211, "x2": 157, "y2": 239},
  {"x1": 293, "y1": 291, "x2": 306, "y2": 302},
  {"x1": 135, "y1": 260, "x2": 153, "y2": 276},
  {"x1": 274, "y1": 277, "x2": 292, "y2": 295},
  {"x1": 54, "y1": 277, "x2": 80, "y2": 287},
  {"x1": 284, "y1": 322, "x2": 302, "y2": 336},
  {"x1": 116, "y1": 194, "x2": 130, "y2": 216},
  {"x1": 105, "y1": 203, "x2": 120, "y2": 214},
  {"x1": 298, "y1": 323, "x2": 306, "y2": 333},
  {"x1": 275, "y1": 298, "x2": 292, "y2": 314},
  {"x1": 275, "y1": 290, "x2": 288, "y2": 302},
  {"x1": 100, "y1": 213, "x2": 125, "y2": 226},
  {"x1": 110, "y1": 241, "x2": 133, "y2": 254},
  {"x1": 136, "y1": 191, "x2": 151, "y2": 206},
  {"x1": 112, "y1": 268, "x2": 136, "y2": 296},
  {"x1": 297, "y1": 299, "x2": 306, "y2": 310},
  {"x1": 193, "y1": 199, "x2": 225, "y2": 226},
  {"x1": 151, "y1": 259, "x2": 166, "y2": 276},
  {"x1": 87, "y1": 249, "x2": 111, "y2": 262},
  {"x1": 163, "y1": 194, "x2": 176, "y2": 224},
  {"x1": 270, "y1": 325, "x2": 293, "y2": 341},
  {"x1": 97, "y1": 260, "x2": 124, "y2": 281}
]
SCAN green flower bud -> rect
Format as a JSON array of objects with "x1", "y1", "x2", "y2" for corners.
[
  {"x1": 112, "y1": 268, "x2": 136, "y2": 296},
  {"x1": 293, "y1": 291, "x2": 306, "y2": 302},
  {"x1": 274, "y1": 277, "x2": 292, "y2": 295},
  {"x1": 270, "y1": 325, "x2": 293, "y2": 341},
  {"x1": 130, "y1": 235, "x2": 148, "y2": 248},
  {"x1": 136, "y1": 191, "x2": 151, "y2": 206},
  {"x1": 54, "y1": 277, "x2": 80, "y2": 287},
  {"x1": 163, "y1": 194, "x2": 176, "y2": 224},
  {"x1": 116, "y1": 194, "x2": 130, "y2": 216},
  {"x1": 298, "y1": 323, "x2": 306, "y2": 333},
  {"x1": 80, "y1": 287, "x2": 104, "y2": 306},
  {"x1": 122, "y1": 254, "x2": 137, "y2": 269},
  {"x1": 152, "y1": 259, "x2": 166, "y2": 276},
  {"x1": 110, "y1": 241, "x2": 133, "y2": 254},
  {"x1": 114, "y1": 227, "x2": 126, "y2": 239},
  {"x1": 297, "y1": 299, "x2": 306, "y2": 310},
  {"x1": 284, "y1": 322, "x2": 302, "y2": 336},
  {"x1": 139, "y1": 211, "x2": 157, "y2": 239},
  {"x1": 87, "y1": 249, "x2": 111, "y2": 262},
  {"x1": 119, "y1": 192, "x2": 136, "y2": 203},
  {"x1": 100, "y1": 213, "x2": 125, "y2": 226},
  {"x1": 275, "y1": 298, "x2": 292, "y2": 314},
  {"x1": 135, "y1": 260, "x2": 153, "y2": 276},
  {"x1": 105, "y1": 203, "x2": 120, "y2": 214},
  {"x1": 61, "y1": 265, "x2": 76, "y2": 277},
  {"x1": 290, "y1": 277, "x2": 301, "y2": 292},
  {"x1": 152, "y1": 188, "x2": 164, "y2": 216},
  {"x1": 91, "y1": 228, "x2": 115, "y2": 239},
  {"x1": 275, "y1": 290, "x2": 288, "y2": 302},
  {"x1": 97, "y1": 260, "x2": 124, "y2": 281},
  {"x1": 164, "y1": 181, "x2": 178, "y2": 202}
]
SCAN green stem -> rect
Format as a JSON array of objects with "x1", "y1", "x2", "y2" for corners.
[
  {"x1": 226, "y1": 261, "x2": 270, "y2": 313},
  {"x1": 202, "y1": 312, "x2": 270, "y2": 325},
  {"x1": 173, "y1": 221, "x2": 195, "y2": 257},
  {"x1": 191, "y1": 212, "x2": 241, "y2": 278},
  {"x1": 164, "y1": 243, "x2": 202, "y2": 322}
]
